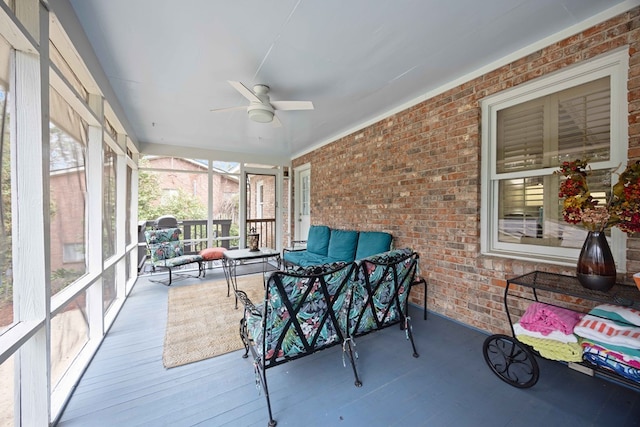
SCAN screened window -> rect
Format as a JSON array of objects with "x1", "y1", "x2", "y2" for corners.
[
  {"x1": 62, "y1": 243, "x2": 85, "y2": 263},
  {"x1": 50, "y1": 291, "x2": 89, "y2": 390},
  {"x1": 138, "y1": 156, "x2": 237, "y2": 251},
  {"x1": 49, "y1": 87, "x2": 88, "y2": 296},
  {"x1": 481, "y1": 51, "x2": 628, "y2": 265},
  {"x1": 103, "y1": 142, "x2": 117, "y2": 260},
  {"x1": 0, "y1": 35, "x2": 11, "y2": 336}
]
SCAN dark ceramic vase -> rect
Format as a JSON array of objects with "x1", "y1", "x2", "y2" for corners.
[{"x1": 576, "y1": 231, "x2": 616, "y2": 292}]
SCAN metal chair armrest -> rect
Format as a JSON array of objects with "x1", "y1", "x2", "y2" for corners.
[{"x1": 236, "y1": 290, "x2": 262, "y2": 317}]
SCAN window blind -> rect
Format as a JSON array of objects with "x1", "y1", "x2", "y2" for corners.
[
  {"x1": 496, "y1": 76, "x2": 610, "y2": 174},
  {"x1": 495, "y1": 77, "x2": 611, "y2": 243},
  {"x1": 557, "y1": 78, "x2": 610, "y2": 161}
]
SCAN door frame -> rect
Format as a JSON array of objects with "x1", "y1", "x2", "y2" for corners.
[
  {"x1": 293, "y1": 163, "x2": 311, "y2": 242},
  {"x1": 240, "y1": 165, "x2": 283, "y2": 251}
]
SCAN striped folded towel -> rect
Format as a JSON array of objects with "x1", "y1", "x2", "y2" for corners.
[
  {"x1": 574, "y1": 314, "x2": 640, "y2": 350},
  {"x1": 588, "y1": 304, "x2": 640, "y2": 327}
]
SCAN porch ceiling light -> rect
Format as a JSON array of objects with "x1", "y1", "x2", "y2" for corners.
[{"x1": 247, "y1": 103, "x2": 274, "y2": 123}]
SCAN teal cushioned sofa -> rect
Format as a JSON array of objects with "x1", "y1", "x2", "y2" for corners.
[{"x1": 283, "y1": 225, "x2": 392, "y2": 267}]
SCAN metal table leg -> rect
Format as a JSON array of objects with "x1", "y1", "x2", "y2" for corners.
[{"x1": 222, "y1": 257, "x2": 241, "y2": 308}]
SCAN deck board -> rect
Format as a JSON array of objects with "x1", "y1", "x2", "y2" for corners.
[{"x1": 56, "y1": 269, "x2": 640, "y2": 426}]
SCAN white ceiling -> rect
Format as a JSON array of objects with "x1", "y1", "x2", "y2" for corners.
[{"x1": 67, "y1": 0, "x2": 632, "y2": 160}]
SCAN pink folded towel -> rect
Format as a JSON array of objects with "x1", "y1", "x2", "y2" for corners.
[{"x1": 520, "y1": 302, "x2": 584, "y2": 336}]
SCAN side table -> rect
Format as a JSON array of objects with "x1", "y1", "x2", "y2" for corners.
[{"x1": 222, "y1": 247, "x2": 281, "y2": 308}]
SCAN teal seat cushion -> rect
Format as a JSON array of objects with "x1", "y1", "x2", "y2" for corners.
[
  {"x1": 296, "y1": 253, "x2": 333, "y2": 267},
  {"x1": 355, "y1": 231, "x2": 392, "y2": 260},
  {"x1": 283, "y1": 250, "x2": 310, "y2": 265},
  {"x1": 327, "y1": 229, "x2": 358, "y2": 262},
  {"x1": 283, "y1": 250, "x2": 333, "y2": 267},
  {"x1": 306, "y1": 225, "x2": 331, "y2": 256}
]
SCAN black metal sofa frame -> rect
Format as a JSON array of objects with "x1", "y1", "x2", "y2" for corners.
[{"x1": 237, "y1": 248, "x2": 420, "y2": 426}]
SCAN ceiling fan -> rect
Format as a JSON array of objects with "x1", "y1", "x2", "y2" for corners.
[{"x1": 211, "y1": 81, "x2": 314, "y2": 127}]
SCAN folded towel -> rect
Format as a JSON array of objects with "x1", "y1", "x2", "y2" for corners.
[
  {"x1": 581, "y1": 341, "x2": 640, "y2": 369},
  {"x1": 582, "y1": 344, "x2": 640, "y2": 383},
  {"x1": 574, "y1": 314, "x2": 640, "y2": 350},
  {"x1": 513, "y1": 322, "x2": 578, "y2": 343},
  {"x1": 516, "y1": 334, "x2": 583, "y2": 362},
  {"x1": 520, "y1": 302, "x2": 584, "y2": 336},
  {"x1": 580, "y1": 337, "x2": 640, "y2": 359},
  {"x1": 588, "y1": 304, "x2": 640, "y2": 327}
]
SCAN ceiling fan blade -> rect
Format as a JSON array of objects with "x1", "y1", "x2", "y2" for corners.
[
  {"x1": 228, "y1": 80, "x2": 261, "y2": 103},
  {"x1": 271, "y1": 100, "x2": 314, "y2": 111},
  {"x1": 272, "y1": 114, "x2": 282, "y2": 128},
  {"x1": 210, "y1": 105, "x2": 247, "y2": 113}
]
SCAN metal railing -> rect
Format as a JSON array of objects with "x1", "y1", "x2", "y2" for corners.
[
  {"x1": 182, "y1": 219, "x2": 235, "y2": 253},
  {"x1": 247, "y1": 218, "x2": 276, "y2": 249},
  {"x1": 138, "y1": 218, "x2": 277, "y2": 260}
]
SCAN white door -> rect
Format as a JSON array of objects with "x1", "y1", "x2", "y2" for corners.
[{"x1": 295, "y1": 166, "x2": 311, "y2": 241}]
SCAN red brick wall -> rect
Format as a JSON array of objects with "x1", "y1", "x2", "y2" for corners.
[
  {"x1": 292, "y1": 8, "x2": 640, "y2": 334},
  {"x1": 50, "y1": 170, "x2": 87, "y2": 274}
]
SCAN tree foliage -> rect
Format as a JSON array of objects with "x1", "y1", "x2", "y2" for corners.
[{"x1": 137, "y1": 166, "x2": 207, "y2": 221}]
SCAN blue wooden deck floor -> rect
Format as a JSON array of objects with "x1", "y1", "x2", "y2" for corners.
[{"x1": 56, "y1": 267, "x2": 640, "y2": 426}]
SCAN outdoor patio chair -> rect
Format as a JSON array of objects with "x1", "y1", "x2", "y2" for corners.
[{"x1": 144, "y1": 227, "x2": 204, "y2": 285}]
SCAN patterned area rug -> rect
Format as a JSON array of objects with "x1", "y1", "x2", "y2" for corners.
[{"x1": 163, "y1": 274, "x2": 265, "y2": 368}]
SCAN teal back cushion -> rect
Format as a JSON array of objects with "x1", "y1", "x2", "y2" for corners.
[
  {"x1": 306, "y1": 225, "x2": 331, "y2": 256},
  {"x1": 355, "y1": 231, "x2": 392, "y2": 260},
  {"x1": 327, "y1": 229, "x2": 359, "y2": 262}
]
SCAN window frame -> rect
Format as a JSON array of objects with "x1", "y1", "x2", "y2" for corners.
[{"x1": 480, "y1": 48, "x2": 629, "y2": 268}]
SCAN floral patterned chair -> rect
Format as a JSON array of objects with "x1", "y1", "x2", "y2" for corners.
[
  {"x1": 237, "y1": 249, "x2": 420, "y2": 426},
  {"x1": 144, "y1": 227, "x2": 204, "y2": 285},
  {"x1": 347, "y1": 249, "x2": 421, "y2": 364},
  {"x1": 237, "y1": 261, "x2": 358, "y2": 427}
]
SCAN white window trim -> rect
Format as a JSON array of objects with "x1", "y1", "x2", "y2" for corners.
[
  {"x1": 480, "y1": 48, "x2": 629, "y2": 269},
  {"x1": 257, "y1": 181, "x2": 264, "y2": 218}
]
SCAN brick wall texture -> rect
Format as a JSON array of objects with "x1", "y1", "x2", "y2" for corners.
[{"x1": 292, "y1": 7, "x2": 640, "y2": 334}]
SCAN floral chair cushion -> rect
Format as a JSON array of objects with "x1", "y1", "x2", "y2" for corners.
[
  {"x1": 145, "y1": 227, "x2": 181, "y2": 244},
  {"x1": 245, "y1": 261, "x2": 355, "y2": 364},
  {"x1": 148, "y1": 240, "x2": 184, "y2": 263},
  {"x1": 145, "y1": 228, "x2": 183, "y2": 261}
]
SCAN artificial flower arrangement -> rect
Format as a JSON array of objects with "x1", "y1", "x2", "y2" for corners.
[{"x1": 556, "y1": 159, "x2": 640, "y2": 234}]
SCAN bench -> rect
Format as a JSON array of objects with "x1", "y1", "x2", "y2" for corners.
[
  {"x1": 144, "y1": 227, "x2": 204, "y2": 285},
  {"x1": 238, "y1": 248, "x2": 420, "y2": 426}
]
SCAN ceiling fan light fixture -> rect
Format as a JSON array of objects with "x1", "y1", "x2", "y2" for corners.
[
  {"x1": 247, "y1": 105, "x2": 274, "y2": 123},
  {"x1": 212, "y1": 81, "x2": 313, "y2": 125}
]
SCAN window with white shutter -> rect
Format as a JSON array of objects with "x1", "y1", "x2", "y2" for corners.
[{"x1": 480, "y1": 50, "x2": 628, "y2": 267}]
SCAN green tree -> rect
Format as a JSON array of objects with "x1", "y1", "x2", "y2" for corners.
[
  {"x1": 137, "y1": 167, "x2": 163, "y2": 221},
  {"x1": 161, "y1": 189, "x2": 207, "y2": 220},
  {"x1": 0, "y1": 88, "x2": 12, "y2": 311}
]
